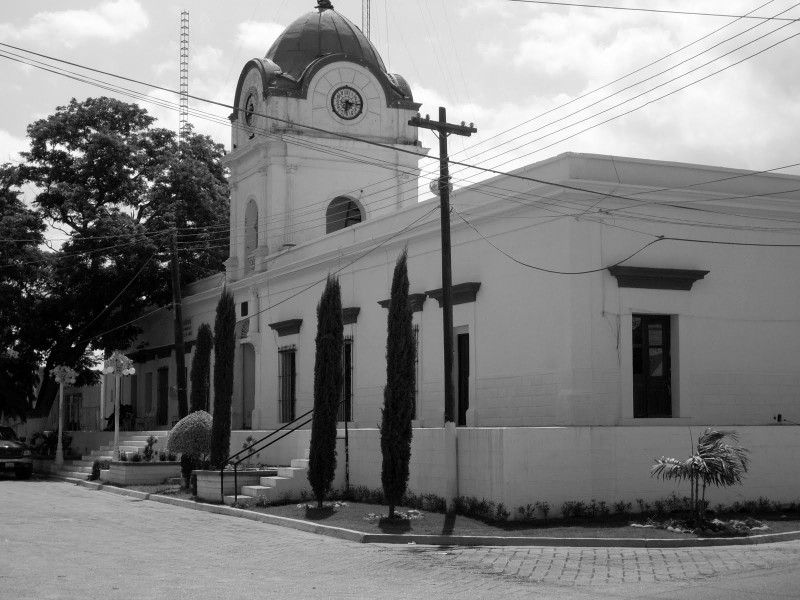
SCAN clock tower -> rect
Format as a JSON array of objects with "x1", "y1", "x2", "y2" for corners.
[{"x1": 225, "y1": 0, "x2": 425, "y2": 281}]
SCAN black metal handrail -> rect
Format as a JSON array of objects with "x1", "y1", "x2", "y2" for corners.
[
  {"x1": 218, "y1": 408, "x2": 314, "y2": 503},
  {"x1": 218, "y1": 398, "x2": 351, "y2": 504}
]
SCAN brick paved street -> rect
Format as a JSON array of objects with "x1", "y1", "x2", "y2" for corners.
[{"x1": 2, "y1": 477, "x2": 799, "y2": 599}]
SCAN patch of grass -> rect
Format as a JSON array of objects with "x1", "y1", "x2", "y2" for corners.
[
  {"x1": 117, "y1": 482, "x2": 191, "y2": 497},
  {"x1": 226, "y1": 501, "x2": 800, "y2": 538}
]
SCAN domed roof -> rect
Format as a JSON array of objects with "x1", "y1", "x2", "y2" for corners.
[{"x1": 266, "y1": 1, "x2": 386, "y2": 82}]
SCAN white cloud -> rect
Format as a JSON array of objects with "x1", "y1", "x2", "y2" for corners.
[
  {"x1": 236, "y1": 21, "x2": 285, "y2": 55},
  {"x1": 193, "y1": 45, "x2": 225, "y2": 74},
  {"x1": 0, "y1": 129, "x2": 28, "y2": 164},
  {"x1": 0, "y1": 0, "x2": 148, "y2": 48}
]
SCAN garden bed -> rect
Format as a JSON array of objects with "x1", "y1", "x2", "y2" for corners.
[{"x1": 106, "y1": 461, "x2": 181, "y2": 486}]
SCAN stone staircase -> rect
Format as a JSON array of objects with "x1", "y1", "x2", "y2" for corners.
[
  {"x1": 223, "y1": 449, "x2": 311, "y2": 506},
  {"x1": 49, "y1": 432, "x2": 164, "y2": 480}
]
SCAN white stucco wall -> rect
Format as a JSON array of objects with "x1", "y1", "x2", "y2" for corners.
[
  {"x1": 341, "y1": 425, "x2": 800, "y2": 516},
  {"x1": 129, "y1": 153, "x2": 800, "y2": 432}
]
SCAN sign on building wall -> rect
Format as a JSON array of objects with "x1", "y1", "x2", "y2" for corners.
[{"x1": 183, "y1": 317, "x2": 193, "y2": 340}]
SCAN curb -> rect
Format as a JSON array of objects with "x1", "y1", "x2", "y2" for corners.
[{"x1": 54, "y1": 475, "x2": 800, "y2": 548}]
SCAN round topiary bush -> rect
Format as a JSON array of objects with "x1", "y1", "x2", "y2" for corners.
[
  {"x1": 168, "y1": 410, "x2": 212, "y2": 457},
  {"x1": 168, "y1": 410, "x2": 213, "y2": 489}
]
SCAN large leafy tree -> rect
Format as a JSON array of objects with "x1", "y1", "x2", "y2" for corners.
[
  {"x1": 380, "y1": 249, "x2": 416, "y2": 518},
  {"x1": 307, "y1": 275, "x2": 343, "y2": 507},
  {"x1": 0, "y1": 165, "x2": 48, "y2": 421},
  {"x1": 14, "y1": 97, "x2": 228, "y2": 418}
]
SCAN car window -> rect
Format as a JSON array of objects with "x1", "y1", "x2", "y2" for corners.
[{"x1": 0, "y1": 427, "x2": 18, "y2": 441}]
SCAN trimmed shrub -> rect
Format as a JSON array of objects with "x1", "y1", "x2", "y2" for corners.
[
  {"x1": 380, "y1": 249, "x2": 415, "y2": 518},
  {"x1": 210, "y1": 289, "x2": 235, "y2": 467},
  {"x1": 168, "y1": 410, "x2": 212, "y2": 485},
  {"x1": 167, "y1": 410, "x2": 213, "y2": 458},
  {"x1": 307, "y1": 275, "x2": 343, "y2": 507},
  {"x1": 189, "y1": 323, "x2": 213, "y2": 413}
]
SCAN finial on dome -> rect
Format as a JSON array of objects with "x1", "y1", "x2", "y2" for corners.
[{"x1": 316, "y1": 0, "x2": 334, "y2": 11}]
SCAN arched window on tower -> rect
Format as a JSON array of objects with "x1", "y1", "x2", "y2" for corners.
[
  {"x1": 244, "y1": 199, "x2": 258, "y2": 273},
  {"x1": 326, "y1": 197, "x2": 363, "y2": 234}
]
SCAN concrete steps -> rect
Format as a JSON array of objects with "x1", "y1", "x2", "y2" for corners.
[
  {"x1": 49, "y1": 458, "x2": 96, "y2": 480},
  {"x1": 49, "y1": 432, "x2": 169, "y2": 480},
  {"x1": 224, "y1": 450, "x2": 311, "y2": 506}
]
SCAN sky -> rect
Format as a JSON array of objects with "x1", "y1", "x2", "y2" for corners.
[{"x1": 1, "y1": 0, "x2": 800, "y2": 200}]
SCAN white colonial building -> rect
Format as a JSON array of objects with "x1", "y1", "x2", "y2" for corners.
[{"x1": 91, "y1": 2, "x2": 800, "y2": 510}]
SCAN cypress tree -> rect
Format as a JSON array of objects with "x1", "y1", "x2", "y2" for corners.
[
  {"x1": 209, "y1": 289, "x2": 235, "y2": 468},
  {"x1": 189, "y1": 323, "x2": 213, "y2": 413},
  {"x1": 307, "y1": 275, "x2": 343, "y2": 507},
  {"x1": 380, "y1": 249, "x2": 416, "y2": 517}
]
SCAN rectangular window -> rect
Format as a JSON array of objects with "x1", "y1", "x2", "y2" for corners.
[
  {"x1": 633, "y1": 314, "x2": 672, "y2": 418},
  {"x1": 66, "y1": 393, "x2": 82, "y2": 431},
  {"x1": 338, "y1": 336, "x2": 354, "y2": 422},
  {"x1": 412, "y1": 324, "x2": 419, "y2": 420},
  {"x1": 130, "y1": 374, "x2": 138, "y2": 414},
  {"x1": 156, "y1": 367, "x2": 169, "y2": 426},
  {"x1": 278, "y1": 346, "x2": 296, "y2": 423},
  {"x1": 144, "y1": 372, "x2": 153, "y2": 414}
]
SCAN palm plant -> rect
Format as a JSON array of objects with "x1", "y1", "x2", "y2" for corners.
[{"x1": 651, "y1": 429, "x2": 750, "y2": 522}]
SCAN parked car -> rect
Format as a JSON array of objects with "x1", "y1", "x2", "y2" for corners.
[{"x1": 0, "y1": 426, "x2": 33, "y2": 479}]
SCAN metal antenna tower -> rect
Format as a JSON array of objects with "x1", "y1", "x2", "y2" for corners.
[
  {"x1": 362, "y1": 0, "x2": 370, "y2": 39},
  {"x1": 179, "y1": 10, "x2": 189, "y2": 142}
]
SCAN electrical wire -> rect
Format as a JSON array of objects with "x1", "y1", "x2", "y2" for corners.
[
  {"x1": 455, "y1": 208, "x2": 800, "y2": 277},
  {"x1": 506, "y1": 0, "x2": 800, "y2": 21},
  {"x1": 452, "y1": 3, "x2": 800, "y2": 175},
  {"x1": 4, "y1": 35, "x2": 799, "y2": 234}
]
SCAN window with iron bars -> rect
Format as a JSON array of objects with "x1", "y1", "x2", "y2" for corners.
[
  {"x1": 337, "y1": 336, "x2": 354, "y2": 422},
  {"x1": 412, "y1": 324, "x2": 419, "y2": 420},
  {"x1": 278, "y1": 345, "x2": 296, "y2": 423}
]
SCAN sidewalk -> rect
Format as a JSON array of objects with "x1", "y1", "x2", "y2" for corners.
[{"x1": 67, "y1": 474, "x2": 800, "y2": 549}]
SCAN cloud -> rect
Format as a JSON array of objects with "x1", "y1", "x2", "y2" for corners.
[
  {"x1": 0, "y1": 129, "x2": 28, "y2": 164},
  {"x1": 236, "y1": 21, "x2": 285, "y2": 55},
  {"x1": 0, "y1": 0, "x2": 148, "y2": 48},
  {"x1": 193, "y1": 45, "x2": 225, "y2": 74}
]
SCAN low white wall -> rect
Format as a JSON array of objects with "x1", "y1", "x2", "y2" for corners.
[
  {"x1": 345, "y1": 427, "x2": 455, "y2": 499},
  {"x1": 343, "y1": 425, "x2": 800, "y2": 516}
]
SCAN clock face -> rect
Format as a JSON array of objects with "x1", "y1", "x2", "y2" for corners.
[
  {"x1": 330, "y1": 86, "x2": 363, "y2": 120},
  {"x1": 244, "y1": 93, "x2": 256, "y2": 126}
]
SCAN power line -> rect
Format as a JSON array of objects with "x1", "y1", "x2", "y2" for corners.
[
  {"x1": 456, "y1": 209, "x2": 800, "y2": 277},
  {"x1": 506, "y1": 0, "x2": 800, "y2": 21},
  {"x1": 454, "y1": 3, "x2": 799, "y2": 175},
  {"x1": 5, "y1": 36, "x2": 797, "y2": 228},
  {"x1": 449, "y1": 0, "x2": 780, "y2": 162}
]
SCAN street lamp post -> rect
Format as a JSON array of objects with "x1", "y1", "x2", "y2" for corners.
[
  {"x1": 50, "y1": 365, "x2": 77, "y2": 466},
  {"x1": 103, "y1": 351, "x2": 135, "y2": 460}
]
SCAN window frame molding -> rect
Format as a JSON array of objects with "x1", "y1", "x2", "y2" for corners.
[{"x1": 608, "y1": 266, "x2": 708, "y2": 291}]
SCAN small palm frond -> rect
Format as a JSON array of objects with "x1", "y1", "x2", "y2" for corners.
[
  {"x1": 695, "y1": 429, "x2": 750, "y2": 488},
  {"x1": 651, "y1": 457, "x2": 691, "y2": 482}
]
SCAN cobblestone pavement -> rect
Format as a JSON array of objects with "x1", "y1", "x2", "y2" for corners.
[
  {"x1": 3, "y1": 477, "x2": 800, "y2": 599},
  {"x1": 386, "y1": 542, "x2": 800, "y2": 588}
]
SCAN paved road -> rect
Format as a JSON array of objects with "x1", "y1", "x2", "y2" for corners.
[{"x1": 2, "y1": 477, "x2": 800, "y2": 599}]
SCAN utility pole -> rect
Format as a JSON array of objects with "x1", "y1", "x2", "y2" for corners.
[{"x1": 409, "y1": 107, "x2": 476, "y2": 423}]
